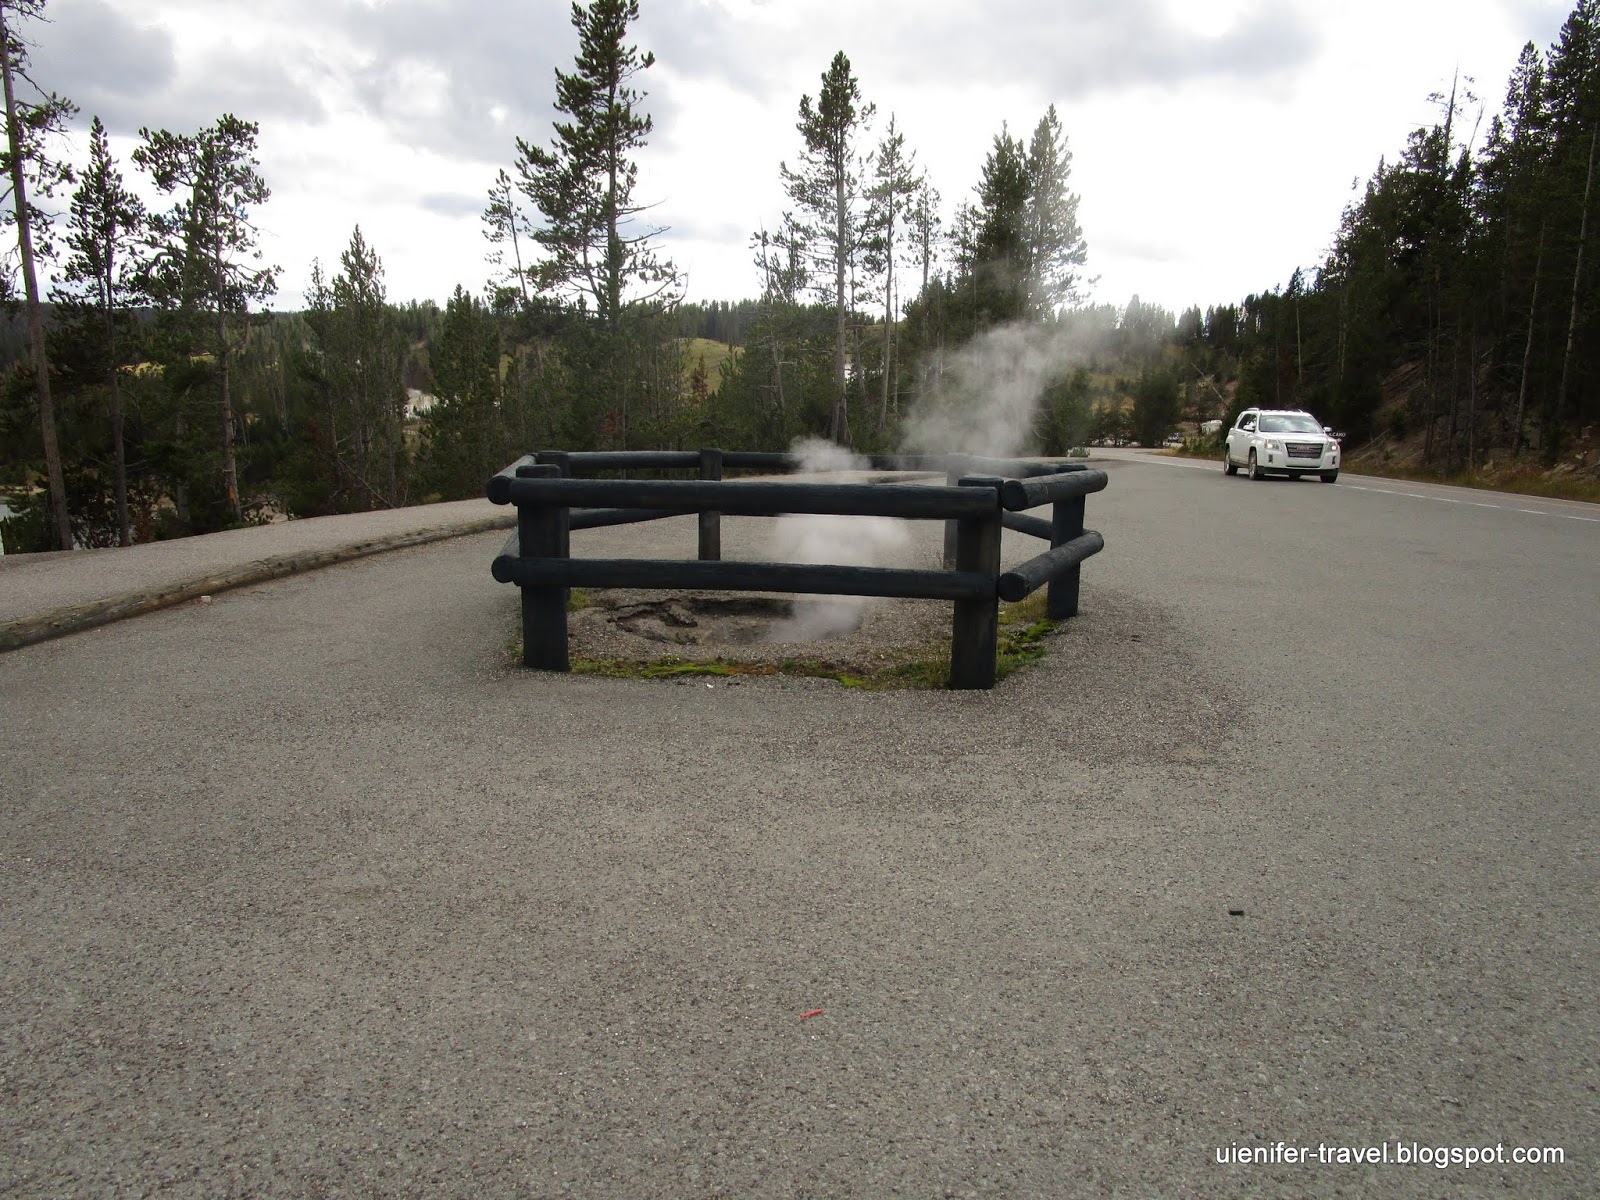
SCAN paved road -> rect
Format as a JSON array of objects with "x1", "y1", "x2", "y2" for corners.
[{"x1": 1, "y1": 460, "x2": 1594, "y2": 1197}]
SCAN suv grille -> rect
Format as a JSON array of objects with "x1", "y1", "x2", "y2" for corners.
[{"x1": 1286, "y1": 442, "x2": 1324, "y2": 459}]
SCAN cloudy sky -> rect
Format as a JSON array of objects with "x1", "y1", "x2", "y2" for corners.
[{"x1": 22, "y1": 0, "x2": 1577, "y2": 318}]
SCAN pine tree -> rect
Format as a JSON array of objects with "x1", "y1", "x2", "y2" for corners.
[
  {"x1": 483, "y1": 167, "x2": 531, "y2": 310},
  {"x1": 1023, "y1": 105, "x2": 1088, "y2": 317},
  {"x1": 955, "y1": 107, "x2": 1089, "y2": 328},
  {"x1": 748, "y1": 224, "x2": 809, "y2": 427},
  {"x1": 864, "y1": 114, "x2": 922, "y2": 432},
  {"x1": 908, "y1": 178, "x2": 942, "y2": 305},
  {"x1": 303, "y1": 228, "x2": 409, "y2": 510},
  {"x1": 970, "y1": 125, "x2": 1030, "y2": 325},
  {"x1": 1, "y1": 0, "x2": 76, "y2": 549},
  {"x1": 51, "y1": 115, "x2": 144, "y2": 546},
  {"x1": 781, "y1": 51, "x2": 875, "y2": 443},
  {"x1": 901, "y1": 178, "x2": 943, "y2": 401},
  {"x1": 134, "y1": 114, "x2": 278, "y2": 524},
  {"x1": 514, "y1": 0, "x2": 677, "y2": 326},
  {"x1": 419, "y1": 285, "x2": 501, "y2": 498},
  {"x1": 1477, "y1": 42, "x2": 1553, "y2": 452},
  {"x1": 1544, "y1": 0, "x2": 1600, "y2": 452}
]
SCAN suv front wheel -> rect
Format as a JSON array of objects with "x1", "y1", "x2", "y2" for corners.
[{"x1": 1248, "y1": 450, "x2": 1266, "y2": 480}]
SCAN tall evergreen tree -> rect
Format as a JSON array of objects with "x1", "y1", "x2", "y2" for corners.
[
  {"x1": 134, "y1": 114, "x2": 278, "y2": 524},
  {"x1": 338, "y1": 228, "x2": 408, "y2": 506},
  {"x1": 907, "y1": 177, "x2": 942, "y2": 306},
  {"x1": 780, "y1": 51, "x2": 875, "y2": 443},
  {"x1": 954, "y1": 107, "x2": 1088, "y2": 328},
  {"x1": 302, "y1": 228, "x2": 409, "y2": 510},
  {"x1": 864, "y1": 114, "x2": 922, "y2": 431},
  {"x1": 1477, "y1": 42, "x2": 1553, "y2": 450},
  {"x1": 1544, "y1": 0, "x2": 1600, "y2": 451},
  {"x1": 51, "y1": 115, "x2": 145, "y2": 546},
  {"x1": 482, "y1": 167, "x2": 531, "y2": 310},
  {"x1": 969, "y1": 125, "x2": 1030, "y2": 325},
  {"x1": 1, "y1": 0, "x2": 75, "y2": 549},
  {"x1": 418, "y1": 285, "x2": 501, "y2": 499},
  {"x1": 514, "y1": 0, "x2": 677, "y2": 325},
  {"x1": 1023, "y1": 105, "x2": 1088, "y2": 317}
]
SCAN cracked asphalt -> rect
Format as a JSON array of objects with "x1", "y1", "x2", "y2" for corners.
[{"x1": 1, "y1": 458, "x2": 1595, "y2": 1198}]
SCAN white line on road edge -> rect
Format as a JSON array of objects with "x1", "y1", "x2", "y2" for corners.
[
  {"x1": 1338, "y1": 484, "x2": 1595, "y2": 522},
  {"x1": 1126, "y1": 455, "x2": 1599, "y2": 522}
]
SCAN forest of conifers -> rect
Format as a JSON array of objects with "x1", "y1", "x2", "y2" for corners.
[{"x1": 2, "y1": 0, "x2": 1598, "y2": 551}]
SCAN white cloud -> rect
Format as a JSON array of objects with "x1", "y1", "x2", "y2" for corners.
[{"x1": 19, "y1": 0, "x2": 1581, "y2": 314}]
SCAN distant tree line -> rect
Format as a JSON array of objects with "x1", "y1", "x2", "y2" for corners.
[
  {"x1": 3, "y1": 0, "x2": 1597, "y2": 552},
  {"x1": 1206, "y1": 2, "x2": 1600, "y2": 467}
]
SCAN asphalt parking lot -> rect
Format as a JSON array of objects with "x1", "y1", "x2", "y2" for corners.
[{"x1": 2, "y1": 457, "x2": 1594, "y2": 1197}]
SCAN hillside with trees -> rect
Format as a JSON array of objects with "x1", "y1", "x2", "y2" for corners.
[{"x1": 4, "y1": 0, "x2": 1599, "y2": 552}]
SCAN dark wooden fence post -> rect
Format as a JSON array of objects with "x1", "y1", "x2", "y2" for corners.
[
  {"x1": 534, "y1": 450, "x2": 574, "y2": 480},
  {"x1": 949, "y1": 474, "x2": 1002, "y2": 690},
  {"x1": 517, "y1": 463, "x2": 571, "y2": 671},
  {"x1": 1048, "y1": 492, "x2": 1087, "y2": 619},
  {"x1": 698, "y1": 446, "x2": 723, "y2": 562},
  {"x1": 535, "y1": 452, "x2": 573, "y2": 559}
]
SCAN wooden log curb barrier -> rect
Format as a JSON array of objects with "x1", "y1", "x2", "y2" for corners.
[{"x1": 488, "y1": 448, "x2": 1108, "y2": 690}]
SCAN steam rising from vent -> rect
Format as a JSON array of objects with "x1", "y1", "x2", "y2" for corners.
[
  {"x1": 764, "y1": 437, "x2": 911, "y2": 642},
  {"x1": 761, "y1": 316, "x2": 1100, "y2": 643},
  {"x1": 788, "y1": 436, "x2": 867, "y2": 474},
  {"x1": 899, "y1": 320, "x2": 1099, "y2": 459}
]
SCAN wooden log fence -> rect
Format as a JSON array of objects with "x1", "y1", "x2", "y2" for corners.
[{"x1": 487, "y1": 449, "x2": 1107, "y2": 689}]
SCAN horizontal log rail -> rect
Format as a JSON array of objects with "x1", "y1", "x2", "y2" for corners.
[
  {"x1": 486, "y1": 448, "x2": 1108, "y2": 690},
  {"x1": 492, "y1": 475, "x2": 999, "y2": 520},
  {"x1": 571, "y1": 506, "x2": 697, "y2": 531},
  {"x1": 504, "y1": 449, "x2": 1096, "y2": 479},
  {"x1": 493, "y1": 556, "x2": 995, "y2": 601},
  {"x1": 997, "y1": 532, "x2": 1106, "y2": 602},
  {"x1": 998, "y1": 468, "x2": 1110, "y2": 512},
  {"x1": 490, "y1": 454, "x2": 539, "y2": 483},
  {"x1": 1001, "y1": 511, "x2": 1053, "y2": 540},
  {"x1": 546, "y1": 450, "x2": 701, "y2": 472},
  {"x1": 720, "y1": 450, "x2": 796, "y2": 470}
]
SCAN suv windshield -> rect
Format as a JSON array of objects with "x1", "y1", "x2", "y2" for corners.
[{"x1": 1260, "y1": 415, "x2": 1322, "y2": 434}]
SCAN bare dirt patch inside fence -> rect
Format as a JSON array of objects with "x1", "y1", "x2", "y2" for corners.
[
  {"x1": 548, "y1": 587, "x2": 1064, "y2": 687},
  {"x1": 565, "y1": 588, "x2": 954, "y2": 679}
]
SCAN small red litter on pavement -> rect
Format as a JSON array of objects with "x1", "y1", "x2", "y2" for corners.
[{"x1": 798, "y1": 1009, "x2": 824, "y2": 1020}]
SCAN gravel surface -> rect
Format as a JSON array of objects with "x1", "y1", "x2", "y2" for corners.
[
  {"x1": 564, "y1": 516, "x2": 969, "y2": 675},
  {"x1": 1, "y1": 459, "x2": 1594, "y2": 1198}
]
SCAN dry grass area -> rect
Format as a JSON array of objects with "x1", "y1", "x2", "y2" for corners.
[
  {"x1": 681, "y1": 338, "x2": 735, "y2": 393},
  {"x1": 1343, "y1": 434, "x2": 1600, "y2": 503}
]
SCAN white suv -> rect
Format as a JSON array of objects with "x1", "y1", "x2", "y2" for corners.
[{"x1": 1223, "y1": 408, "x2": 1340, "y2": 482}]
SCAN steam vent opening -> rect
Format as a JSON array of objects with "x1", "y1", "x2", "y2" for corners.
[
  {"x1": 600, "y1": 595, "x2": 830, "y2": 646},
  {"x1": 566, "y1": 588, "x2": 951, "y2": 676}
]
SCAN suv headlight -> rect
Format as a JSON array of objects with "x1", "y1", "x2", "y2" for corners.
[{"x1": 1265, "y1": 439, "x2": 1283, "y2": 452}]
